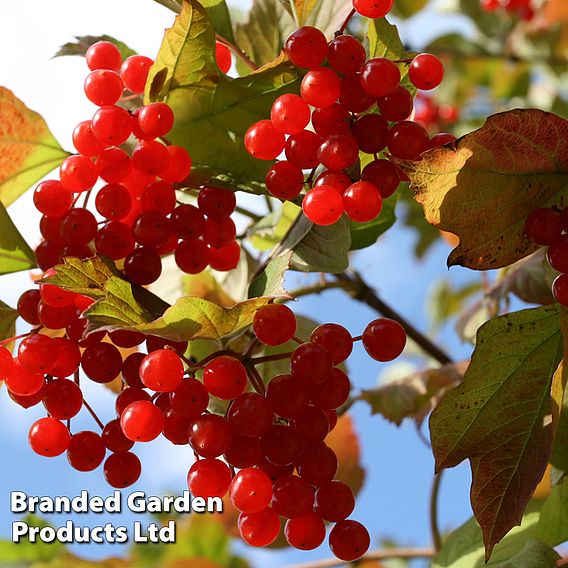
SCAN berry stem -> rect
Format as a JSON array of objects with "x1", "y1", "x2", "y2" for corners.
[
  {"x1": 0, "y1": 331, "x2": 33, "y2": 346},
  {"x1": 337, "y1": 8, "x2": 356, "y2": 36},
  {"x1": 215, "y1": 34, "x2": 259, "y2": 71},
  {"x1": 82, "y1": 399, "x2": 104, "y2": 430},
  {"x1": 430, "y1": 471, "x2": 443, "y2": 553},
  {"x1": 244, "y1": 361, "x2": 267, "y2": 395},
  {"x1": 234, "y1": 205, "x2": 262, "y2": 222},
  {"x1": 291, "y1": 336, "x2": 303, "y2": 345},
  {"x1": 351, "y1": 334, "x2": 362, "y2": 342},
  {"x1": 249, "y1": 351, "x2": 294, "y2": 365},
  {"x1": 191, "y1": 349, "x2": 239, "y2": 370}
]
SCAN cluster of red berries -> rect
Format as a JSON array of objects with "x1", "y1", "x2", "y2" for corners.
[
  {"x1": 33, "y1": 40, "x2": 240, "y2": 286},
  {"x1": 524, "y1": 207, "x2": 568, "y2": 306},
  {"x1": 480, "y1": 0, "x2": 535, "y2": 20},
  {"x1": 1, "y1": 282, "x2": 406, "y2": 560},
  {"x1": 244, "y1": 17, "x2": 448, "y2": 227}
]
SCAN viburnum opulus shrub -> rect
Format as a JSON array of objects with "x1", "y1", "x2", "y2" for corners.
[{"x1": 1, "y1": 0, "x2": 568, "y2": 565}]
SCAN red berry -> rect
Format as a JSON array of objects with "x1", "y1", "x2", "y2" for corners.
[
  {"x1": 315, "y1": 480, "x2": 355, "y2": 522},
  {"x1": 42, "y1": 378, "x2": 83, "y2": 419},
  {"x1": 291, "y1": 341, "x2": 333, "y2": 384},
  {"x1": 553, "y1": 273, "x2": 568, "y2": 306},
  {"x1": 262, "y1": 424, "x2": 302, "y2": 466},
  {"x1": 208, "y1": 241, "x2": 240, "y2": 271},
  {"x1": 92, "y1": 105, "x2": 132, "y2": 146},
  {"x1": 339, "y1": 74, "x2": 375, "y2": 113},
  {"x1": 132, "y1": 211, "x2": 172, "y2": 248},
  {"x1": 327, "y1": 35, "x2": 366, "y2": 75},
  {"x1": 67, "y1": 431, "x2": 106, "y2": 472},
  {"x1": 361, "y1": 58, "x2": 400, "y2": 97},
  {"x1": 430, "y1": 132, "x2": 457, "y2": 149},
  {"x1": 388, "y1": 120, "x2": 430, "y2": 160},
  {"x1": 310, "y1": 367, "x2": 350, "y2": 410},
  {"x1": 175, "y1": 238, "x2": 209, "y2": 275},
  {"x1": 203, "y1": 217, "x2": 236, "y2": 248},
  {"x1": 245, "y1": 120, "x2": 285, "y2": 160},
  {"x1": 120, "y1": 55, "x2": 154, "y2": 94},
  {"x1": 0, "y1": 346, "x2": 14, "y2": 380},
  {"x1": 226, "y1": 393, "x2": 273, "y2": 437},
  {"x1": 271, "y1": 94, "x2": 310, "y2": 135},
  {"x1": 104, "y1": 451, "x2": 141, "y2": 488},
  {"x1": 285, "y1": 513, "x2": 326, "y2": 550},
  {"x1": 225, "y1": 434, "x2": 264, "y2": 469},
  {"x1": 170, "y1": 379, "x2": 209, "y2": 419},
  {"x1": 86, "y1": 41, "x2": 122, "y2": 71},
  {"x1": 314, "y1": 170, "x2": 352, "y2": 194},
  {"x1": 272, "y1": 474, "x2": 315, "y2": 518},
  {"x1": 138, "y1": 102, "x2": 175, "y2": 138},
  {"x1": 162, "y1": 410, "x2": 191, "y2": 445},
  {"x1": 266, "y1": 161, "x2": 304, "y2": 200},
  {"x1": 39, "y1": 283, "x2": 75, "y2": 309},
  {"x1": 317, "y1": 134, "x2": 359, "y2": 171},
  {"x1": 311, "y1": 323, "x2": 353, "y2": 364},
  {"x1": 96, "y1": 183, "x2": 132, "y2": 220},
  {"x1": 95, "y1": 221, "x2": 135, "y2": 260},
  {"x1": 361, "y1": 159, "x2": 400, "y2": 199},
  {"x1": 102, "y1": 419, "x2": 134, "y2": 453},
  {"x1": 81, "y1": 342, "x2": 123, "y2": 383},
  {"x1": 37, "y1": 301, "x2": 78, "y2": 330},
  {"x1": 29, "y1": 417, "x2": 70, "y2": 457},
  {"x1": 362, "y1": 318, "x2": 406, "y2": 361},
  {"x1": 18, "y1": 334, "x2": 57, "y2": 374},
  {"x1": 284, "y1": 26, "x2": 327, "y2": 68},
  {"x1": 238, "y1": 508, "x2": 281, "y2": 547},
  {"x1": 297, "y1": 442, "x2": 338, "y2": 486},
  {"x1": 290, "y1": 405, "x2": 330, "y2": 442},
  {"x1": 60, "y1": 155, "x2": 98, "y2": 193},
  {"x1": 124, "y1": 247, "x2": 162, "y2": 285},
  {"x1": 377, "y1": 85, "x2": 414, "y2": 122},
  {"x1": 300, "y1": 67, "x2": 341, "y2": 108},
  {"x1": 140, "y1": 180, "x2": 176, "y2": 215},
  {"x1": 73, "y1": 120, "x2": 106, "y2": 156},
  {"x1": 203, "y1": 355, "x2": 247, "y2": 400},
  {"x1": 343, "y1": 181, "x2": 383, "y2": 223},
  {"x1": 84, "y1": 70, "x2": 123, "y2": 106},
  {"x1": 121, "y1": 400, "x2": 164, "y2": 442},
  {"x1": 409, "y1": 53, "x2": 444, "y2": 90},
  {"x1": 266, "y1": 374, "x2": 309, "y2": 419},
  {"x1": 116, "y1": 388, "x2": 151, "y2": 417},
  {"x1": 230, "y1": 467, "x2": 273, "y2": 513},
  {"x1": 352, "y1": 113, "x2": 389, "y2": 154},
  {"x1": 96, "y1": 147, "x2": 133, "y2": 183},
  {"x1": 139, "y1": 349, "x2": 184, "y2": 393},
  {"x1": 34, "y1": 180, "x2": 72, "y2": 217},
  {"x1": 253, "y1": 304, "x2": 297, "y2": 346},
  {"x1": 51, "y1": 338, "x2": 81, "y2": 377},
  {"x1": 524, "y1": 208, "x2": 562, "y2": 245},
  {"x1": 312, "y1": 104, "x2": 351, "y2": 138},
  {"x1": 329, "y1": 520, "x2": 370, "y2": 561},
  {"x1": 5, "y1": 359, "x2": 45, "y2": 397},
  {"x1": 161, "y1": 146, "x2": 192, "y2": 183},
  {"x1": 303, "y1": 186, "x2": 344, "y2": 226},
  {"x1": 353, "y1": 0, "x2": 393, "y2": 17},
  {"x1": 189, "y1": 414, "x2": 232, "y2": 458},
  {"x1": 285, "y1": 130, "x2": 322, "y2": 169},
  {"x1": 187, "y1": 458, "x2": 232, "y2": 498},
  {"x1": 215, "y1": 41, "x2": 232, "y2": 73},
  {"x1": 197, "y1": 186, "x2": 236, "y2": 219},
  {"x1": 132, "y1": 140, "x2": 170, "y2": 176},
  {"x1": 171, "y1": 205, "x2": 205, "y2": 240},
  {"x1": 547, "y1": 235, "x2": 568, "y2": 273}
]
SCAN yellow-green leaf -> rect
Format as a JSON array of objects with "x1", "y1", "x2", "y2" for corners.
[
  {"x1": 0, "y1": 299, "x2": 18, "y2": 352},
  {"x1": 0, "y1": 87, "x2": 70, "y2": 206},
  {"x1": 395, "y1": 109, "x2": 568, "y2": 270},
  {"x1": 0, "y1": 202, "x2": 37, "y2": 274}
]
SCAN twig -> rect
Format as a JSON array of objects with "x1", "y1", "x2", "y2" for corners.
[
  {"x1": 215, "y1": 34, "x2": 258, "y2": 71},
  {"x1": 235, "y1": 205, "x2": 262, "y2": 222},
  {"x1": 285, "y1": 547, "x2": 436, "y2": 568},
  {"x1": 83, "y1": 399, "x2": 104, "y2": 430},
  {"x1": 337, "y1": 8, "x2": 356, "y2": 36},
  {"x1": 250, "y1": 351, "x2": 293, "y2": 365},
  {"x1": 430, "y1": 471, "x2": 444, "y2": 552},
  {"x1": 245, "y1": 361, "x2": 267, "y2": 395}
]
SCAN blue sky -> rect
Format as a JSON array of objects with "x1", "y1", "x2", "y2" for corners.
[{"x1": 0, "y1": 1, "x2": 483, "y2": 565}]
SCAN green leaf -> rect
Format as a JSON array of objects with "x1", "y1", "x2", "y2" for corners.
[
  {"x1": 54, "y1": 35, "x2": 136, "y2": 60},
  {"x1": 434, "y1": 480, "x2": 568, "y2": 568},
  {"x1": 430, "y1": 305, "x2": 565, "y2": 559},
  {"x1": 200, "y1": 0, "x2": 235, "y2": 43},
  {"x1": 290, "y1": 214, "x2": 351, "y2": 273},
  {"x1": 395, "y1": 109, "x2": 568, "y2": 271},
  {"x1": 349, "y1": 195, "x2": 397, "y2": 250},
  {"x1": 390, "y1": 0, "x2": 428, "y2": 19},
  {"x1": 249, "y1": 202, "x2": 301, "y2": 251},
  {"x1": 367, "y1": 17, "x2": 407, "y2": 61},
  {"x1": 0, "y1": 202, "x2": 37, "y2": 274},
  {"x1": 146, "y1": 0, "x2": 301, "y2": 191},
  {"x1": 0, "y1": 300, "x2": 18, "y2": 352},
  {"x1": 248, "y1": 252, "x2": 292, "y2": 298},
  {"x1": 427, "y1": 279, "x2": 484, "y2": 330},
  {"x1": 0, "y1": 87, "x2": 70, "y2": 206},
  {"x1": 152, "y1": 0, "x2": 183, "y2": 12}
]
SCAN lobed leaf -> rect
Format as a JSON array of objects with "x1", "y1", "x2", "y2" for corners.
[
  {"x1": 0, "y1": 202, "x2": 37, "y2": 275},
  {"x1": 430, "y1": 305, "x2": 567, "y2": 558},
  {"x1": 0, "y1": 88, "x2": 70, "y2": 206},
  {"x1": 54, "y1": 35, "x2": 136, "y2": 60},
  {"x1": 248, "y1": 252, "x2": 291, "y2": 298},
  {"x1": 396, "y1": 109, "x2": 568, "y2": 270}
]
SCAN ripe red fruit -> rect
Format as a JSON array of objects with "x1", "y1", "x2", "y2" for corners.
[
  {"x1": 343, "y1": 181, "x2": 383, "y2": 223},
  {"x1": 245, "y1": 120, "x2": 285, "y2": 160},
  {"x1": 430, "y1": 132, "x2": 457, "y2": 149},
  {"x1": 225, "y1": 434, "x2": 264, "y2": 469},
  {"x1": 120, "y1": 55, "x2": 154, "y2": 94},
  {"x1": 170, "y1": 378, "x2": 209, "y2": 419},
  {"x1": 81, "y1": 342, "x2": 123, "y2": 383},
  {"x1": 39, "y1": 283, "x2": 76, "y2": 309},
  {"x1": 230, "y1": 467, "x2": 273, "y2": 512},
  {"x1": 121, "y1": 400, "x2": 164, "y2": 442},
  {"x1": 377, "y1": 85, "x2": 414, "y2": 122},
  {"x1": 312, "y1": 104, "x2": 351, "y2": 137},
  {"x1": 95, "y1": 221, "x2": 135, "y2": 260},
  {"x1": 187, "y1": 458, "x2": 232, "y2": 498},
  {"x1": 18, "y1": 334, "x2": 57, "y2": 374},
  {"x1": 314, "y1": 170, "x2": 352, "y2": 194},
  {"x1": 67, "y1": 431, "x2": 106, "y2": 472},
  {"x1": 302, "y1": 186, "x2": 344, "y2": 226},
  {"x1": 59, "y1": 208, "x2": 98, "y2": 245},
  {"x1": 285, "y1": 130, "x2": 322, "y2": 169},
  {"x1": 262, "y1": 424, "x2": 302, "y2": 466},
  {"x1": 284, "y1": 26, "x2": 327, "y2": 69},
  {"x1": 361, "y1": 159, "x2": 400, "y2": 199},
  {"x1": 86, "y1": 41, "x2": 122, "y2": 71},
  {"x1": 339, "y1": 74, "x2": 375, "y2": 113},
  {"x1": 270, "y1": 94, "x2": 311, "y2": 135},
  {"x1": 96, "y1": 183, "x2": 132, "y2": 220},
  {"x1": 42, "y1": 378, "x2": 83, "y2": 419},
  {"x1": 208, "y1": 241, "x2": 241, "y2": 271},
  {"x1": 290, "y1": 405, "x2": 330, "y2": 442},
  {"x1": 84, "y1": 70, "x2": 123, "y2": 106},
  {"x1": 353, "y1": 0, "x2": 393, "y2": 17},
  {"x1": 553, "y1": 273, "x2": 568, "y2": 306},
  {"x1": 161, "y1": 146, "x2": 192, "y2": 183},
  {"x1": 73, "y1": 120, "x2": 107, "y2": 157},
  {"x1": 138, "y1": 102, "x2": 175, "y2": 138},
  {"x1": 37, "y1": 301, "x2": 78, "y2": 330},
  {"x1": 162, "y1": 411, "x2": 191, "y2": 445},
  {"x1": 266, "y1": 161, "x2": 304, "y2": 200},
  {"x1": 96, "y1": 147, "x2": 133, "y2": 183},
  {"x1": 253, "y1": 303, "x2": 297, "y2": 346},
  {"x1": 116, "y1": 388, "x2": 152, "y2": 417},
  {"x1": 547, "y1": 235, "x2": 568, "y2": 273},
  {"x1": 175, "y1": 238, "x2": 209, "y2": 275},
  {"x1": 5, "y1": 359, "x2": 45, "y2": 397},
  {"x1": 0, "y1": 346, "x2": 14, "y2": 380},
  {"x1": 51, "y1": 337, "x2": 81, "y2": 377},
  {"x1": 300, "y1": 67, "x2": 341, "y2": 108},
  {"x1": 203, "y1": 217, "x2": 236, "y2": 248},
  {"x1": 315, "y1": 480, "x2": 355, "y2": 522},
  {"x1": 226, "y1": 392, "x2": 273, "y2": 437},
  {"x1": 296, "y1": 442, "x2": 338, "y2": 486},
  {"x1": 361, "y1": 58, "x2": 401, "y2": 97},
  {"x1": 104, "y1": 451, "x2": 142, "y2": 488},
  {"x1": 388, "y1": 120, "x2": 430, "y2": 160},
  {"x1": 28, "y1": 417, "x2": 70, "y2": 457},
  {"x1": 285, "y1": 513, "x2": 326, "y2": 550},
  {"x1": 329, "y1": 520, "x2": 371, "y2": 561},
  {"x1": 524, "y1": 208, "x2": 562, "y2": 245},
  {"x1": 310, "y1": 367, "x2": 350, "y2": 410},
  {"x1": 272, "y1": 475, "x2": 315, "y2": 518},
  {"x1": 124, "y1": 247, "x2": 162, "y2": 285},
  {"x1": 33, "y1": 180, "x2": 72, "y2": 217},
  {"x1": 171, "y1": 205, "x2": 205, "y2": 240},
  {"x1": 132, "y1": 140, "x2": 170, "y2": 176},
  {"x1": 203, "y1": 355, "x2": 247, "y2": 400},
  {"x1": 311, "y1": 323, "x2": 353, "y2": 364},
  {"x1": 92, "y1": 105, "x2": 132, "y2": 146},
  {"x1": 238, "y1": 508, "x2": 281, "y2": 547},
  {"x1": 317, "y1": 134, "x2": 359, "y2": 171},
  {"x1": 266, "y1": 374, "x2": 309, "y2": 419},
  {"x1": 139, "y1": 349, "x2": 184, "y2": 393},
  {"x1": 197, "y1": 185, "x2": 236, "y2": 219},
  {"x1": 190, "y1": 414, "x2": 233, "y2": 457},
  {"x1": 363, "y1": 318, "x2": 407, "y2": 361},
  {"x1": 60, "y1": 155, "x2": 98, "y2": 193},
  {"x1": 409, "y1": 53, "x2": 445, "y2": 90},
  {"x1": 352, "y1": 113, "x2": 389, "y2": 154},
  {"x1": 102, "y1": 419, "x2": 134, "y2": 453},
  {"x1": 327, "y1": 35, "x2": 366, "y2": 75},
  {"x1": 215, "y1": 41, "x2": 232, "y2": 73},
  {"x1": 291, "y1": 341, "x2": 333, "y2": 384}
]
